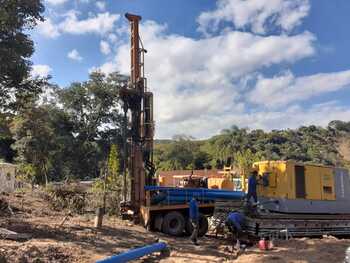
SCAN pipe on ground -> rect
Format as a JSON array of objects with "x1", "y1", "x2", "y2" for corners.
[{"x1": 96, "y1": 242, "x2": 168, "y2": 263}]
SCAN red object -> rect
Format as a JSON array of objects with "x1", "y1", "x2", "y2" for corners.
[{"x1": 259, "y1": 239, "x2": 270, "y2": 250}]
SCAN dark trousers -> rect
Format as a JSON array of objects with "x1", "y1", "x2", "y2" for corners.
[
  {"x1": 190, "y1": 219, "x2": 199, "y2": 243},
  {"x1": 246, "y1": 191, "x2": 257, "y2": 203}
]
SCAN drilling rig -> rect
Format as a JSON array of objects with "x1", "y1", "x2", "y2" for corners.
[{"x1": 120, "y1": 13, "x2": 155, "y2": 218}]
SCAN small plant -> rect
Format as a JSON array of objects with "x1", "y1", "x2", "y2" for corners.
[
  {"x1": 91, "y1": 144, "x2": 123, "y2": 215},
  {"x1": 44, "y1": 184, "x2": 87, "y2": 214}
]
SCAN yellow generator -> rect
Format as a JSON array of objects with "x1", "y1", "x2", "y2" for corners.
[
  {"x1": 248, "y1": 161, "x2": 350, "y2": 214},
  {"x1": 208, "y1": 177, "x2": 234, "y2": 190}
]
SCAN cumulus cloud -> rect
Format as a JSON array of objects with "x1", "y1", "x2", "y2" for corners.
[
  {"x1": 89, "y1": 62, "x2": 117, "y2": 75},
  {"x1": 45, "y1": 0, "x2": 68, "y2": 5},
  {"x1": 37, "y1": 11, "x2": 120, "y2": 38},
  {"x1": 60, "y1": 12, "x2": 120, "y2": 35},
  {"x1": 91, "y1": 20, "x2": 316, "y2": 138},
  {"x1": 41, "y1": 0, "x2": 349, "y2": 138},
  {"x1": 197, "y1": 0, "x2": 310, "y2": 35},
  {"x1": 96, "y1": 1, "x2": 106, "y2": 11},
  {"x1": 37, "y1": 18, "x2": 60, "y2": 38},
  {"x1": 67, "y1": 49, "x2": 83, "y2": 61},
  {"x1": 31, "y1": 65, "x2": 52, "y2": 78},
  {"x1": 248, "y1": 70, "x2": 350, "y2": 108},
  {"x1": 155, "y1": 101, "x2": 350, "y2": 139},
  {"x1": 100, "y1": 40, "x2": 111, "y2": 55}
]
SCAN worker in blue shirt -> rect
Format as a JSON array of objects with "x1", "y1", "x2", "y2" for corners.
[
  {"x1": 189, "y1": 198, "x2": 199, "y2": 245},
  {"x1": 226, "y1": 212, "x2": 245, "y2": 251},
  {"x1": 246, "y1": 170, "x2": 258, "y2": 203}
]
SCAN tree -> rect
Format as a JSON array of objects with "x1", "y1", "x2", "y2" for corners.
[
  {"x1": 0, "y1": 0, "x2": 45, "y2": 110},
  {"x1": 57, "y1": 71, "x2": 126, "y2": 179},
  {"x1": 106, "y1": 144, "x2": 121, "y2": 189},
  {"x1": 0, "y1": 113, "x2": 15, "y2": 162},
  {"x1": 235, "y1": 149, "x2": 262, "y2": 176},
  {"x1": 11, "y1": 105, "x2": 56, "y2": 185}
]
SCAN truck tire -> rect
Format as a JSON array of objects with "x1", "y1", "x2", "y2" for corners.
[
  {"x1": 162, "y1": 211, "x2": 185, "y2": 236},
  {"x1": 185, "y1": 214, "x2": 209, "y2": 237},
  {"x1": 154, "y1": 214, "x2": 163, "y2": 232}
]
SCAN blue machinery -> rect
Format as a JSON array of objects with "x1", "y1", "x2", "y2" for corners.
[
  {"x1": 96, "y1": 242, "x2": 168, "y2": 263},
  {"x1": 145, "y1": 186, "x2": 246, "y2": 205}
]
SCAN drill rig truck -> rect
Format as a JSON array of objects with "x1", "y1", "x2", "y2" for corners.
[
  {"x1": 120, "y1": 13, "x2": 216, "y2": 237},
  {"x1": 120, "y1": 13, "x2": 350, "y2": 238}
]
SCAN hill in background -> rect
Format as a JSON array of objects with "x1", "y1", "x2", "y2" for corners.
[{"x1": 154, "y1": 120, "x2": 350, "y2": 171}]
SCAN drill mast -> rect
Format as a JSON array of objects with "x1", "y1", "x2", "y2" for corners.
[{"x1": 121, "y1": 13, "x2": 154, "y2": 215}]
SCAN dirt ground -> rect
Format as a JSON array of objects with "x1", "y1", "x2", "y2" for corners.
[{"x1": 0, "y1": 191, "x2": 350, "y2": 263}]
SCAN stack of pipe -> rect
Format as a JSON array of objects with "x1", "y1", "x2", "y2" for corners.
[{"x1": 145, "y1": 186, "x2": 245, "y2": 205}]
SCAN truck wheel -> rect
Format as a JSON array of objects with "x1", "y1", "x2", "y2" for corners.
[
  {"x1": 162, "y1": 211, "x2": 185, "y2": 236},
  {"x1": 185, "y1": 214, "x2": 209, "y2": 237},
  {"x1": 154, "y1": 214, "x2": 163, "y2": 232}
]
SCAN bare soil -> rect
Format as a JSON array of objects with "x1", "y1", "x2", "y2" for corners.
[{"x1": 0, "y1": 191, "x2": 349, "y2": 263}]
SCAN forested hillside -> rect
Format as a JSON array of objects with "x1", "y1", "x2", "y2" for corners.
[{"x1": 154, "y1": 121, "x2": 350, "y2": 171}]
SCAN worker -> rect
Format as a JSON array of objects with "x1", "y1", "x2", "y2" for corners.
[
  {"x1": 189, "y1": 197, "x2": 199, "y2": 245},
  {"x1": 246, "y1": 170, "x2": 258, "y2": 203},
  {"x1": 226, "y1": 212, "x2": 245, "y2": 251}
]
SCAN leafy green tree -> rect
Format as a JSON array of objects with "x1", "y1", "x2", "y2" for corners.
[
  {"x1": 154, "y1": 121, "x2": 350, "y2": 172},
  {"x1": 106, "y1": 144, "x2": 121, "y2": 189},
  {"x1": 235, "y1": 149, "x2": 262, "y2": 176},
  {"x1": 0, "y1": 0, "x2": 45, "y2": 110},
  {"x1": 58, "y1": 71, "x2": 126, "y2": 179},
  {"x1": 0, "y1": 113, "x2": 15, "y2": 162},
  {"x1": 11, "y1": 105, "x2": 56, "y2": 185}
]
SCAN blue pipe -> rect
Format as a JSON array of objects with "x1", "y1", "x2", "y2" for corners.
[
  {"x1": 96, "y1": 242, "x2": 168, "y2": 263},
  {"x1": 145, "y1": 186, "x2": 244, "y2": 197},
  {"x1": 145, "y1": 186, "x2": 237, "y2": 193},
  {"x1": 148, "y1": 186, "x2": 245, "y2": 205},
  {"x1": 160, "y1": 191, "x2": 244, "y2": 198}
]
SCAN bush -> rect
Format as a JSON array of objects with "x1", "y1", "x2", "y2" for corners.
[{"x1": 44, "y1": 184, "x2": 87, "y2": 214}]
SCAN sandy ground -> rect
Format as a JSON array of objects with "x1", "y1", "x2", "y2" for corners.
[{"x1": 0, "y1": 191, "x2": 350, "y2": 263}]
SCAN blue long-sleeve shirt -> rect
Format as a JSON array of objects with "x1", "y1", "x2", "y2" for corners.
[
  {"x1": 227, "y1": 212, "x2": 245, "y2": 231},
  {"x1": 189, "y1": 198, "x2": 199, "y2": 221},
  {"x1": 247, "y1": 175, "x2": 257, "y2": 195}
]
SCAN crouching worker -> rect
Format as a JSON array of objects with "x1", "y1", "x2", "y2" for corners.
[
  {"x1": 226, "y1": 212, "x2": 245, "y2": 250},
  {"x1": 189, "y1": 198, "x2": 199, "y2": 245}
]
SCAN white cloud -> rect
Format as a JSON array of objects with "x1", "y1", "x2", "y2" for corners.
[
  {"x1": 96, "y1": 1, "x2": 106, "y2": 11},
  {"x1": 67, "y1": 49, "x2": 83, "y2": 61},
  {"x1": 45, "y1": 0, "x2": 68, "y2": 5},
  {"x1": 89, "y1": 62, "x2": 117, "y2": 75},
  {"x1": 31, "y1": 65, "x2": 52, "y2": 78},
  {"x1": 100, "y1": 40, "x2": 111, "y2": 55},
  {"x1": 248, "y1": 70, "x2": 350, "y2": 108},
  {"x1": 94, "y1": 20, "x2": 315, "y2": 138},
  {"x1": 59, "y1": 12, "x2": 120, "y2": 35},
  {"x1": 155, "y1": 102, "x2": 350, "y2": 139},
  {"x1": 197, "y1": 0, "x2": 310, "y2": 35},
  {"x1": 37, "y1": 18, "x2": 60, "y2": 38},
  {"x1": 36, "y1": 12, "x2": 120, "y2": 38},
  {"x1": 55, "y1": 1, "x2": 349, "y2": 139},
  {"x1": 108, "y1": 33, "x2": 118, "y2": 43}
]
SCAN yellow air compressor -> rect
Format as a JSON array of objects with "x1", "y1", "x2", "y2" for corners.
[{"x1": 245, "y1": 161, "x2": 349, "y2": 214}]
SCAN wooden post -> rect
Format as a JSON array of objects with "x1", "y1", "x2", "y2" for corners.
[
  {"x1": 94, "y1": 207, "x2": 104, "y2": 228},
  {"x1": 96, "y1": 165, "x2": 107, "y2": 229}
]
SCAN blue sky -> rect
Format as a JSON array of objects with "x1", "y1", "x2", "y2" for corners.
[{"x1": 31, "y1": 0, "x2": 350, "y2": 139}]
